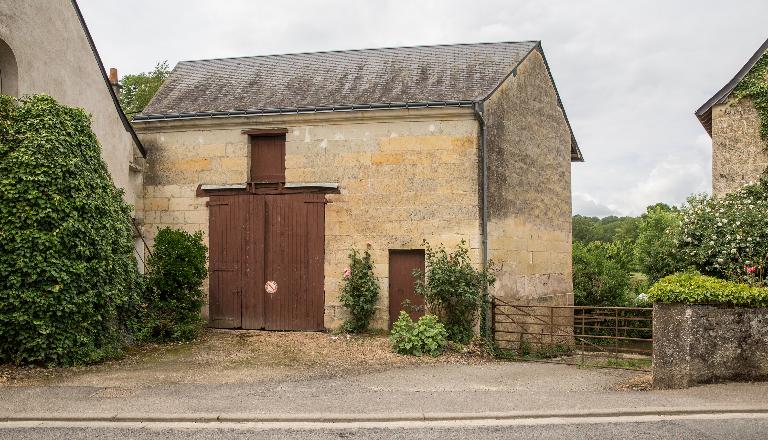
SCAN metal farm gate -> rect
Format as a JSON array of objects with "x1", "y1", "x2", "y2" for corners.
[
  {"x1": 208, "y1": 193, "x2": 325, "y2": 331},
  {"x1": 491, "y1": 297, "x2": 653, "y2": 371}
]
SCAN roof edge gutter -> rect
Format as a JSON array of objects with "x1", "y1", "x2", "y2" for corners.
[
  {"x1": 473, "y1": 100, "x2": 491, "y2": 342},
  {"x1": 132, "y1": 100, "x2": 476, "y2": 122}
]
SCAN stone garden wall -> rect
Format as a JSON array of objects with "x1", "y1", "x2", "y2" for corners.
[{"x1": 653, "y1": 303, "x2": 768, "y2": 389}]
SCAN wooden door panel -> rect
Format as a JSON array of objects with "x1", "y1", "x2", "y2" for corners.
[
  {"x1": 264, "y1": 194, "x2": 325, "y2": 330},
  {"x1": 208, "y1": 196, "x2": 245, "y2": 328},
  {"x1": 241, "y1": 195, "x2": 266, "y2": 329},
  {"x1": 388, "y1": 250, "x2": 426, "y2": 328},
  {"x1": 250, "y1": 135, "x2": 285, "y2": 183}
]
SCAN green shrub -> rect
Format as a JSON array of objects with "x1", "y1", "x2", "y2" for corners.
[
  {"x1": 677, "y1": 178, "x2": 768, "y2": 284},
  {"x1": 389, "y1": 312, "x2": 447, "y2": 356},
  {"x1": 136, "y1": 228, "x2": 208, "y2": 342},
  {"x1": 0, "y1": 95, "x2": 142, "y2": 366},
  {"x1": 415, "y1": 241, "x2": 495, "y2": 344},
  {"x1": 648, "y1": 272, "x2": 768, "y2": 307},
  {"x1": 338, "y1": 249, "x2": 380, "y2": 333},
  {"x1": 572, "y1": 241, "x2": 633, "y2": 306},
  {"x1": 635, "y1": 205, "x2": 682, "y2": 284}
]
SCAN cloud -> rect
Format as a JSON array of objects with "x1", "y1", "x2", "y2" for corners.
[
  {"x1": 572, "y1": 193, "x2": 621, "y2": 218},
  {"x1": 622, "y1": 155, "x2": 710, "y2": 215}
]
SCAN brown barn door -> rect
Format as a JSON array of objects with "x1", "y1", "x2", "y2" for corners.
[
  {"x1": 388, "y1": 250, "x2": 426, "y2": 328},
  {"x1": 208, "y1": 192, "x2": 325, "y2": 331},
  {"x1": 263, "y1": 193, "x2": 325, "y2": 330},
  {"x1": 241, "y1": 195, "x2": 266, "y2": 329},
  {"x1": 208, "y1": 196, "x2": 246, "y2": 328}
]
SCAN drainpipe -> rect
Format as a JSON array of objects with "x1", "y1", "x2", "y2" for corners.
[{"x1": 474, "y1": 101, "x2": 491, "y2": 341}]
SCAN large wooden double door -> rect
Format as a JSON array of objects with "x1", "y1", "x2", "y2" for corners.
[{"x1": 207, "y1": 193, "x2": 325, "y2": 330}]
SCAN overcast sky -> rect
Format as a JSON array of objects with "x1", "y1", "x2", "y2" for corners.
[{"x1": 79, "y1": 0, "x2": 768, "y2": 217}]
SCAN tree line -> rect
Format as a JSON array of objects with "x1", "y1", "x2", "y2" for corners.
[{"x1": 572, "y1": 203, "x2": 680, "y2": 306}]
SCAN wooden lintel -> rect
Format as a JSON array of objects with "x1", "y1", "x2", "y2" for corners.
[
  {"x1": 241, "y1": 128, "x2": 289, "y2": 136},
  {"x1": 196, "y1": 182, "x2": 340, "y2": 197}
]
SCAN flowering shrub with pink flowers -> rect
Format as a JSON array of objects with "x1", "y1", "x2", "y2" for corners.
[
  {"x1": 338, "y1": 249, "x2": 380, "y2": 333},
  {"x1": 676, "y1": 175, "x2": 768, "y2": 286}
]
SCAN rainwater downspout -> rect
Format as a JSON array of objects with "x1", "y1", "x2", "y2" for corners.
[{"x1": 474, "y1": 101, "x2": 491, "y2": 341}]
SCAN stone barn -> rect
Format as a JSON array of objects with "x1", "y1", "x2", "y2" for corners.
[
  {"x1": 133, "y1": 41, "x2": 582, "y2": 331},
  {"x1": 696, "y1": 36, "x2": 768, "y2": 196}
]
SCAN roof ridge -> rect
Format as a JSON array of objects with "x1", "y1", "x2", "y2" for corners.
[{"x1": 177, "y1": 40, "x2": 540, "y2": 65}]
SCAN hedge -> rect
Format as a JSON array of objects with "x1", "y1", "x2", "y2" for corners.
[{"x1": 648, "y1": 272, "x2": 768, "y2": 308}]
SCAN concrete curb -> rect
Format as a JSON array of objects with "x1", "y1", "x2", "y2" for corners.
[{"x1": 3, "y1": 407, "x2": 768, "y2": 424}]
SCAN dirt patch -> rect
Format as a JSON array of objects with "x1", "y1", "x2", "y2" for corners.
[
  {"x1": 0, "y1": 329, "x2": 493, "y2": 388},
  {"x1": 612, "y1": 374, "x2": 653, "y2": 391}
]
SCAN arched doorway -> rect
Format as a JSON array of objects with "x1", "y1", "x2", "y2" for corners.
[{"x1": 0, "y1": 38, "x2": 18, "y2": 97}]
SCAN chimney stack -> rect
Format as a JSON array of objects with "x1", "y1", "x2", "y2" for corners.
[{"x1": 108, "y1": 67, "x2": 120, "y2": 96}]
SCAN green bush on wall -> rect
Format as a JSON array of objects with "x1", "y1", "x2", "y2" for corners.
[
  {"x1": 648, "y1": 272, "x2": 768, "y2": 308},
  {"x1": 338, "y1": 249, "x2": 380, "y2": 333},
  {"x1": 135, "y1": 228, "x2": 208, "y2": 342},
  {"x1": 676, "y1": 177, "x2": 768, "y2": 284},
  {"x1": 0, "y1": 95, "x2": 142, "y2": 366},
  {"x1": 415, "y1": 240, "x2": 496, "y2": 344}
]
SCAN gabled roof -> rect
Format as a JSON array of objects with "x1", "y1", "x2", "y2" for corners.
[
  {"x1": 140, "y1": 41, "x2": 538, "y2": 117},
  {"x1": 71, "y1": 0, "x2": 145, "y2": 157},
  {"x1": 696, "y1": 36, "x2": 768, "y2": 136},
  {"x1": 136, "y1": 41, "x2": 581, "y2": 161}
]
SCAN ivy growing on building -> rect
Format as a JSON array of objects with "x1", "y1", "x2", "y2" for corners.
[
  {"x1": 733, "y1": 51, "x2": 768, "y2": 144},
  {"x1": 0, "y1": 95, "x2": 142, "y2": 366}
]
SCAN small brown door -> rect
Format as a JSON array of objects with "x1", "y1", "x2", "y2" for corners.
[{"x1": 388, "y1": 250, "x2": 426, "y2": 328}]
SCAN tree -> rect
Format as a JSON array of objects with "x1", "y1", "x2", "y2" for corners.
[
  {"x1": 572, "y1": 214, "x2": 641, "y2": 245},
  {"x1": 118, "y1": 61, "x2": 170, "y2": 117},
  {"x1": 572, "y1": 241, "x2": 632, "y2": 306},
  {"x1": 635, "y1": 205, "x2": 682, "y2": 284}
]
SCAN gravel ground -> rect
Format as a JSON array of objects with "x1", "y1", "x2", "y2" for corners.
[{"x1": 0, "y1": 329, "x2": 492, "y2": 387}]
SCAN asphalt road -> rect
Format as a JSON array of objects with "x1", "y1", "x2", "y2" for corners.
[{"x1": 2, "y1": 414, "x2": 768, "y2": 440}]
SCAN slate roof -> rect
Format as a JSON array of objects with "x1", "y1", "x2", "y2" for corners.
[
  {"x1": 137, "y1": 41, "x2": 581, "y2": 161},
  {"x1": 696, "y1": 36, "x2": 768, "y2": 136},
  {"x1": 141, "y1": 41, "x2": 540, "y2": 117}
]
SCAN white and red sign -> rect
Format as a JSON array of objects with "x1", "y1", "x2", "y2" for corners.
[{"x1": 265, "y1": 280, "x2": 278, "y2": 295}]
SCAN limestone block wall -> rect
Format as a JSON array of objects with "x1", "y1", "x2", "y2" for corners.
[
  {"x1": 483, "y1": 49, "x2": 573, "y2": 306},
  {"x1": 711, "y1": 100, "x2": 768, "y2": 196},
  {"x1": 653, "y1": 303, "x2": 768, "y2": 389},
  {"x1": 135, "y1": 108, "x2": 481, "y2": 329}
]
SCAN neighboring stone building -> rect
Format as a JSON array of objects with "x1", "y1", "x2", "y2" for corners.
[
  {"x1": 696, "y1": 37, "x2": 768, "y2": 196},
  {"x1": 134, "y1": 41, "x2": 582, "y2": 331},
  {"x1": 0, "y1": 0, "x2": 146, "y2": 259}
]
